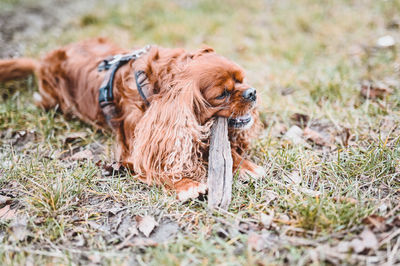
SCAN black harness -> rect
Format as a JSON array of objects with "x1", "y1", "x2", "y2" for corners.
[{"x1": 98, "y1": 45, "x2": 151, "y2": 128}]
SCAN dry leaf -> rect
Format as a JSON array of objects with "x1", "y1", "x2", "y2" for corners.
[
  {"x1": 72, "y1": 233, "x2": 86, "y2": 247},
  {"x1": 9, "y1": 216, "x2": 29, "y2": 242},
  {"x1": 303, "y1": 127, "x2": 331, "y2": 146},
  {"x1": 0, "y1": 195, "x2": 11, "y2": 205},
  {"x1": 101, "y1": 162, "x2": 124, "y2": 176},
  {"x1": 285, "y1": 171, "x2": 302, "y2": 185},
  {"x1": 64, "y1": 132, "x2": 87, "y2": 144},
  {"x1": 360, "y1": 81, "x2": 392, "y2": 99},
  {"x1": 333, "y1": 196, "x2": 358, "y2": 204},
  {"x1": 150, "y1": 221, "x2": 179, "y2": 243},
  {"x1": 136, "y1": 215, "x2": 159, "y2": 237},
  {"x1": 363, "y1": 214, "x2": 389, "y2": 232},
  {"x1": 124, "y1": 237, "x2": 157, "y2": 247},
  {"x1": 87, "y1": 254, "x2": 102, "y2": 264},
  {"x1": 10, "y1": 130, "x2": 37, "y2": 146},
  {"x1": 0, "y1": 205, "x2": 16, "y2": 220},
  {"x1": 336, "y1": 227, "x2": 378, "y2": 254},
  {"x1": 283, "y1": 125, "x2": 305, "y2": 145},
  {"x1": 359, "y1": 227, "x2": 378, "y2": 250},
  {"x1": 248, "y1": 233, "x2": 264, "y2": 251},
  {"x1": 299, "y1": 187, "x2": 321, "y2": 197},
  {"x1": 248, "y1": 231, "x2": 279, "y2": 251},
  {"x1": 262, "y1": 190, "x2": 278, "y2": 205},
  {"x1": 291, "y1": 113, "x2": 310, "y2": 128},
  {"x1": 281, "y1": 87, "x2": 294, "y2": 96},
  {"x1": 117, "y1": 215, "x2": 139, "y2": 238},
  {"x1": 68, "y1": 149, "x2": 93, "y2": 161},
  {"x1": 260, "y1": 212, "x2": 273, "y2": 228}
]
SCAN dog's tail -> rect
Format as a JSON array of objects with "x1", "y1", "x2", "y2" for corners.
[{"x1": 0, "y1": 58, "x2": 39, "y2": 82}]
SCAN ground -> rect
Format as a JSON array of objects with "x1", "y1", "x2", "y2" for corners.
[{"x1": 0, "y1": 0, "x2": 400, "y2": 265}]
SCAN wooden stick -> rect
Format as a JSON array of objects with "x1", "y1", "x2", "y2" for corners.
[{"x1": 207, "y1": 117, "x2": 233, "y2": 210}]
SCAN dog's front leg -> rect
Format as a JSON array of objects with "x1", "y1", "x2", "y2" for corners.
[
  {"x1": 173, "y1": 178, "x2": 207, "y2": 202},
  {"x1": 231, "y1": 149, "x2": 266, "y2": 180}
]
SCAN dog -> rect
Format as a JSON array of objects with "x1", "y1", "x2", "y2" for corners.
[{"x1": 0, "y1": 38, "x2": 265, "y2": 201}]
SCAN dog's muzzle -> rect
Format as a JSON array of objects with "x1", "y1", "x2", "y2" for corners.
[{"x1": 228, "y1": 113, "x2": 253, "y2": 129}]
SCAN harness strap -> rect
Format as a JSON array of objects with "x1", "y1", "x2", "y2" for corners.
[
  {"x1": 135, "y1": 70, "x2": 150, "y2": 106},
  {"x1": 98, "y1": 45, "x2": 151, "y2": 128}
]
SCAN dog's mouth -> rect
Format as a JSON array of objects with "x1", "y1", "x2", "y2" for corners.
[{"x1": 228, "y1": 113, "x2": 253, "y2": 129}]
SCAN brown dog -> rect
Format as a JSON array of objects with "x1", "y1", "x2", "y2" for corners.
[{"x1": 0, "y1": 38, "x2": 265, "y2": 200}]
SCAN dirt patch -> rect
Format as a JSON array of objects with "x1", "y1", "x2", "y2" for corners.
[{"x1": 0, "y1": 0, "x2": 98, "y2": 58}]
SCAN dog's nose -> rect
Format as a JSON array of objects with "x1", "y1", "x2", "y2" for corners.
[{"x1": 242, "y1": 88, "x2": 257, "y2": 101}]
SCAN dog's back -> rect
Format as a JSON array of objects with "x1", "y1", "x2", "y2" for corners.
[{"x1": 0, "y1": 38, "x2": 126, "y2": 126}]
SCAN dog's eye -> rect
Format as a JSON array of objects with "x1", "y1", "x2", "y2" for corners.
[{"x1": 216, "y1": 89, "x2": 230, "y2": 100}]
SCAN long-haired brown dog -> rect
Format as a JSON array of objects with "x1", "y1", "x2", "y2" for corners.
[{"x1": 0, "y1": 38, "x2": 265, "y2": 201}]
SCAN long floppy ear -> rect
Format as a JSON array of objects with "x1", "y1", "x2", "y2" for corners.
[{"x1": 126, "y1": 78, "x2": 211, "y2": 186}]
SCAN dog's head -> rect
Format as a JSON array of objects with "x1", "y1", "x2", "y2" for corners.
[
  {"x1": 184, "y1": 47, "x2": 257, "y2": 129},
  {"x1": 128, "y1": 46, "x2": 258, "y2": 184}
]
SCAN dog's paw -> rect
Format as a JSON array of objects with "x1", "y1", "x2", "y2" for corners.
[
  {"x1": 175, "y1": 179, "x2": 207, "y2": 202},
  {"x1": 241, "y1": 165, "x2": 266, "y2": 180},
  {"x1": 33, "y1": 92, "x2": 43, "y2": 107}
]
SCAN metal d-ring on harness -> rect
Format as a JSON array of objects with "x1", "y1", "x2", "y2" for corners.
[{"x1": 97, "y1": 45, "x2": 151, "y2": 128}]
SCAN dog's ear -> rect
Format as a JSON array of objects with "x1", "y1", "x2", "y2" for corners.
[
  {"x1": 192, "y1": 46, "x2": 215, "y2": 59},
  {"x1": 126, "y1": 78, "x2": 210, "y2": 186}
]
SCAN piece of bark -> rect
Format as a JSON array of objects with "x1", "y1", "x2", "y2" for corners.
[{"x1": 208, "y1": 117, "x2": 233, "y2": 210}]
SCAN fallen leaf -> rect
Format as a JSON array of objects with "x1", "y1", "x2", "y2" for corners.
[
  {"x1": 281, "y1": 87, "x2": 295, "y2": 96},
  {"x1": 101, "y1": 162, "x2": 124, "y2": 176},
  {"x1": 359, "y1": 227, "x2": 378, "y2": 250},
  {"x1": 333, "y1": 196, "x2": 358, "y2": 204},
  {"x1": 0, "y1": 205, "x2": 16, "y2": 220},
  {"x1": 136, "y1": 215, "x2": 159, "y2": 237},
  {"x1": 239, "y1": 221, "x2": 260, "y2": 233},
  {"x1": 303, "y1": 127, "x2": 331, "y2": 146},
  {"x1": 123, "y1": 237, "x2": 157, "y2": 248},
  {"x1": 10, "y1": 130, "x2": 37, "y2": 146},
  {"x1": 335, "y1": 227, "x2": 378, "y2": 254},
  {"x1": 336, "y1": 241, "x2": 351, "y2": 253},
  {"x1": 71, "y1": 233, "x2": 86, "y2": 247},
  {"x1": 260, "y1": 212, "x2": 273, "y2": 228},
  {"x1": 283, "y1": 125, "x2": 305, "y2": 145},
  {"x1": 87, "y1": 221, "x2": 110, "y2": 233},
  {"x1": 248, "y1": 231, "x2": 279, "y2": 251},
  {"x1": 150, "y1": 221, "x2": 179, "y2": 243},
  {"x1": 261, "y1": 123, "x2": 287, "y2": 139},
  {"x1": 360, "y1": 81, "x2": 392, "y2": 99},
  {"x1": 291, "y1": 113, "x2": 310, "y2": 128},
  {"x1": 285, "y1": 171, "x2": 302, "y2": 185},
  {"x1": 248, "y1": 233, "x2": 264, "y2": 251},
  {"x1": 64, "y1": 132, "x2": 88, "y2": 144},
  {"x1": 9, "y1": 216, "x2": 29, "y2": 242},
  {"x1": 387, "y1": 19, "x2": 400, "y2": 29},
  {"x1": 276, "y1": 214, "x2": 291, "y2": 224},
  {"x1": 262, "y1": 190, "x2": 278, "y2": 205},
  {"x1": 68, "y1": 149, "x2": 94, "y2": 161},
  {"x1": 0, "y1": 195, "x2": 12, "y2": 205},
  {"x1": 350, "y1": 238, "x2": 364, "y2": 253},
  {"x1": 363, "y1": 215, "x2": 389, "y2": 232},
  {"x1": 87, "y1": 254, "x2": 102, "y2": 264},
  {"x1": 299, "y1": 187, "x2": 321, "y2": 197},
  {"x1": 117, "y1": 215, "x2": 138, "y2": 238}
]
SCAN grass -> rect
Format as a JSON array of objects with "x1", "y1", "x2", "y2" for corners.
[{"x1": 1, "y1": 0, "x2": 400, "y2": 264}]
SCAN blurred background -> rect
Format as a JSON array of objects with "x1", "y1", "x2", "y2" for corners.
[
  {"x1": 1, "y1": 1, "x2": 400, "y2": 264},
  {"x1": 1, "y1": 0, "x2": 399, "y2": 121}
]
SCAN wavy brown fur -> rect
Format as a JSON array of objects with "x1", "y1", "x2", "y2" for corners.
[{"x1": 0, "y1": 38, "x2": 264, "y2": 199}]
